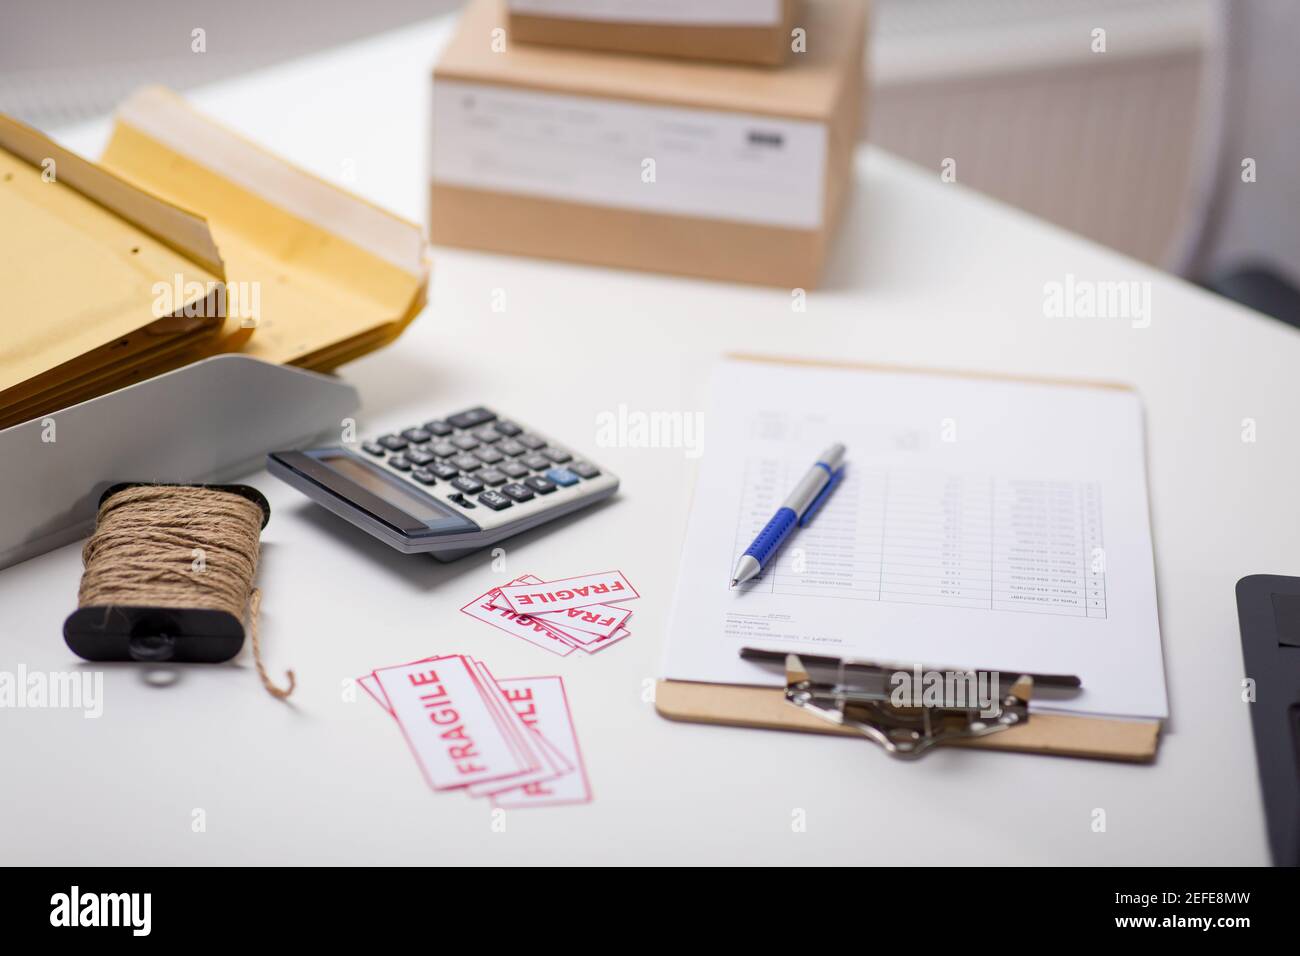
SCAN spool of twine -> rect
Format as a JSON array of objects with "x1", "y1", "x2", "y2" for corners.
[{"x1": 79, "y1": 485, "x2": 294, "y2": 700}]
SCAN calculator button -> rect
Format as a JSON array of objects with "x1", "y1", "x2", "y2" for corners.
[
  {"x1": 521, "y1": 453, "x2": 551, "y2": 471},
  {"x1": 452, "y1": 453, "x2": 482, "y2": 472},
  {"x1": 501, "y1": 482, "x2": 535, "y2": 503},
  {"x1": 472, "y1": 425, "x2": 501, "y2": 444},
  {"x1": 524, "y1": 476, "x2": 557, "y2": 495},
  {"x1": 473, "y1": 446, "x2": 504, "y2": 464},
  {"x1": 448, "y1": 493, "x2": 476, "y2": 509},
  {"x1": 542, "y1": 447, "x2": 572, "y2": 464},
  {"x1": 424, "y1": 420, "x2": 454, "y2": 437},
  {"x1": 570, "y1": 462, "x2": 600, "y2": 479},
  {"x1": 452, "y1": 475, "x2": 485, "y2": 495},
  {"x1": 477, "y1": 490, "x2": 513, "y2": 511},
  {"x1": 431, "y1": 441, "x2": 458, "y2": 459},
  {"x1": 447, "y1": 407, "x2": 496, "y2": 429},
  {"x1": 496, "y1": 438, "x2": 527, "y2": 457},
  {"x1": 388, "y1": 455, "x2": 413, "y2": 472},
  {"x1": 401, "y1": 427, "x2": 431, "y2": 443},
  {"x1": 378, "y1": 434, "x2": 408, "y2": 451},
  {"x1": 362, "y1": 441, "x2": 386, "y2": 457},
  {"x1": 431, "y1": 462, "x2": 460, "y2": 481},
  {"x1": 407, "y1": 448, "x2": 437, "y2": 466},
  {"x1": 545, "y1": 467, "x2": 579, "y2": 487},
  {"x1": 518, "y1": 434, "x2": 546, "y2": 450},
  {"x1": 478, "y1": 468, "x2": 508, "y2": 486},
  {"x1": 500, "y1": 461, "x2": 529, "y2": 479},
  {"x1": 411, "y1": 468, "x2": 437, "y2": 485},
  {"x1": 493, "y1": 420, "x2": 523, "y2": 437},
  {"x1": 451, "y1": 434, "x2": 479, "y2": 451}
]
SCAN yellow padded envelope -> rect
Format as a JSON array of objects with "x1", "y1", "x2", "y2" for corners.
[
  {"x1": 0, "y1": 87, "x2": 429, "y2": 429},
  {"x1": 100, "y1": 87, "x2": 429, "y2": 372},
  {"x1": 0, "y1": 116, "x2": 225, "y2": 403}
]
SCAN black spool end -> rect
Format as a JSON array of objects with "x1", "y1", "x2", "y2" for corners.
[
  {"x1": 64, "y1": 606, "x2": 246, "y2": 663},
  {"x1": 99, "y1": 481, "x2": 271, "y2": 529}
]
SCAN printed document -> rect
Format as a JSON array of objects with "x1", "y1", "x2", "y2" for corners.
[{"x1": 662, "y1": 359, "x2": 1167, "y2": 721}]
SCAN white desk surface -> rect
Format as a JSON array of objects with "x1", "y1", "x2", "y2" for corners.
[{"x1": 4, "y1": 15, "x2": 1295, "y2": 866}]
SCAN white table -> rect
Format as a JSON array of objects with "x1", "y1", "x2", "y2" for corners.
[{"x1": 4, "y1": 14, "x2": 1293, "y2": 865}]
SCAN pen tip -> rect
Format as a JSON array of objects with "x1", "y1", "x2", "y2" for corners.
[{"x1": 729, "y1": 579, "x2": 738, "y2": 589}]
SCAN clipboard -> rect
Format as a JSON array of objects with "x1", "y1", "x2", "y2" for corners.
[{"x1": 655, "y1": 354, "x2": 1164, "y2": 763}]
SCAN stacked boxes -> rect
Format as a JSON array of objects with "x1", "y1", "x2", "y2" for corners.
[{"x1": 431, "y1": 0, "x2": 867, "y2": 288}]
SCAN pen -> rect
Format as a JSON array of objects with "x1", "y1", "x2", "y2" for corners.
[{"x1": 730, "y1": 442, "x2": 847, "y2": 588}]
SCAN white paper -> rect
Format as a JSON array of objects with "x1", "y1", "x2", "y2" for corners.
[
  {"x1": 432, "y1": 80, "x2": 827, "y2": 230},
  {"x1": 662, "y1": 360, "x2": 1168, "y2": 721},
  {"x1": 492, "y1": 677, "x2": 593, "y2": 808},
  {"x1": 507, "y1": 0, "x2": 782, "y2": 27},
  {"x1": 376, "y1": 658, "x2": 533, "y2": 790}
]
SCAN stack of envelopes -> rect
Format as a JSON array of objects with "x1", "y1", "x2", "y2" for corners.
[{"x1": 0, "y1": 86, "x2": 429, "y2": 431}]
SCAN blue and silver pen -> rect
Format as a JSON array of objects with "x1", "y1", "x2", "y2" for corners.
[{"x1": 730, "y1": 443, "x2": 847, "y2": 588}]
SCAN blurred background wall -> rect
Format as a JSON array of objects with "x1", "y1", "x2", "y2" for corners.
[
  {"x1": 0, "y1": 0, "x2": 461, "y2": 127},
  {"x1": 872, "y1": 0, "x2": 1209, "y2": 268}
]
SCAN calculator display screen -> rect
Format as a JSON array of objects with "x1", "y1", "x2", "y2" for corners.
[{"x1": 318, "y1": 453, "x2": 459, "y2": 525}]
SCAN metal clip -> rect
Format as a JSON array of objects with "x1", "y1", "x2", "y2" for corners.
[{"x1": 741, "y1": 648, "x2": 1080, "y2": 759}]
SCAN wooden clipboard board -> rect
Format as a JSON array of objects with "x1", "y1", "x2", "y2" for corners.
[{"x1": 655, "y1": 354, "x2": 1163, "y2": 763}]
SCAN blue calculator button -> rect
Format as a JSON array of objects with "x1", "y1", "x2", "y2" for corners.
[{"x1": 545, "y1": 467, "x2": 580, "y2": 487}]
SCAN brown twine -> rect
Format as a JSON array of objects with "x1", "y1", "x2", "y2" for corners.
[{"x1": 79, "y1": 485, "x2": 295, "y2": 700}]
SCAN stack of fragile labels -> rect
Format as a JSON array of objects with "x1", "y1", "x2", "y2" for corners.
[{"x1": 0, "y1": 86, "x2": 429, "y2": 431}]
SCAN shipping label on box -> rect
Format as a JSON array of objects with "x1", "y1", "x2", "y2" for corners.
[{"x1": 432, "y1": 80, "x2": 827, "y2": 230}]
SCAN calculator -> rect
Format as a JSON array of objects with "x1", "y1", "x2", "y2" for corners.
[{"x1": 267, "y1": 406, "x2": 618, "y2": 561}]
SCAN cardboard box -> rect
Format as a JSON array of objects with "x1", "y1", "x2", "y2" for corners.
[
  {"x1": 507, "y1": 0, "x2": 798, "y2": 67},
  {"x1": 431, "y1": 0, "x2": 866, "y2": 289}
]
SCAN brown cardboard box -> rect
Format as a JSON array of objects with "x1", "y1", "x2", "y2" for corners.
[
  {"x1": 431, "y1": 0, "x2": 866, "y2": 289},
  {"x1": 507, "y1": 0, "x2": 797, "y2": 67}
]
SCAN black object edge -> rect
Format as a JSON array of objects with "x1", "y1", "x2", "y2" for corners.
[{"x1": 1236, "y1": 573, "x2": 1300, "y2": 867}]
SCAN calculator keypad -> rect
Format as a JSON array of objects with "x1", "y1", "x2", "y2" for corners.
[{"x1": 369, "y1": 407, "x2": 606, "y2": 516}]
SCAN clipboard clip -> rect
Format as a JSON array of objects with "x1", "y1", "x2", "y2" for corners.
[{"x1": 741, "y1": 648, "x2": 1079, "y2": 760}]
